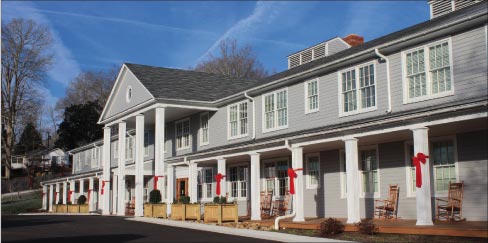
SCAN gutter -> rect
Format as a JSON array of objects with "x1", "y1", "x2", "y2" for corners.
[
  {"x1": 244, "y1": 92, "x2": 256, "y2": 139},
  {"x1": 274, "y1": 139, "x2": 297, "y2": 230},
  {"x1": 374, "y1": 48, "x2": 392, "y2": 113}
]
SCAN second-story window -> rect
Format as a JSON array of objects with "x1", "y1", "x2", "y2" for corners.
[
  {"x1": 340, "y1": 62, "x2": 376, "y2": 116},
  {"x1": 263, "y1": 88, "x2": 288, "y2": 132},
  {"x1": 176, "y1": 119, "x2": 190, "y2": 150},
  {"x1": 305, "y1": 79, "x2": 319, "y2": 113},
  {"x1": 200, "y1": 113, "x2": 209, "y2": 146},
  {"x1": 403, "y1": 38, "x2": 453, "y2": 103},
  {"x1": 228, "y1": 102, "x2": 248, "y2": 139}
]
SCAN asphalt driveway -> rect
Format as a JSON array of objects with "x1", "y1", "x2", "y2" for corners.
[{"x1": 1, "y1": 215, "x2": 277, "y2": 243}]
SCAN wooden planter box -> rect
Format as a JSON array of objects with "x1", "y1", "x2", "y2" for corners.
[
  {"x1": 170, "y1": 204, "x2": 186, "y2": 220},
  {"x1": 54, "y1": 204, "x2": 68, "y2": 213},
  {"x1": 152, "y1": 204, "x2": 167, "y2": 218},
  {"x1": 204, "y1": 204, "x2": 238, "y2": 225},
  {"x1": 68, "y1": 204, "x2": 79, "y2": 213},
  {"x1": 79, "y1": 205, "x2": 89, "y2": 213},
  {"x1": 144, "y1": 204, "x2": 153, "y2": 217},
  {"x1": 185, "y1": 204, "x2": 201, "y2": 222}
]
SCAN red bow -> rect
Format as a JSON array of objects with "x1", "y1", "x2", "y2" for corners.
[
  {"x1": 68, "y1": 190, "x2": 73, "y2": 202},
  {"x1": 101, "y1": 181, "x2": 108, "y2": 195},
  {"x1": 412, "y1": 152, "x2": 429, "y2": 188},
  {"x1": 153, "y1": 176, "x2": 165, "y2": 190},
  {"x1": 215, "y1": 173, "x2": 225, "y2": 196},
  {"x1": 288, "y1": 168, "x2": 298, "y2": 195}
]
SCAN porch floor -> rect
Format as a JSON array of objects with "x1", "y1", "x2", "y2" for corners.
[{"x1": 241, "y1": 217, "x2": 488, "y2": 238}]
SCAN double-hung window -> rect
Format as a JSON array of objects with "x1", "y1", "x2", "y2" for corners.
[
  {"x1": 228, "y1": 102, "x2": 248, "y2": 139},
  {"x1": 228, "y1": 166, "x2": 248, "y2": 199},
  {"x1": 200, "y1": 113, "x2": 209, "y2": 146},
  {"x1": 263, "y1": 88, "x2": 288, "y2": 132},
  {"x1": 305, "y1": 79, "x2": 319, "y2": 113},
  {"x1": 126, "y1": 137, "x2": 133, "y2": 161},
  {"x1": 144, "y1": 131, "x2": 149, "y2": 157},
  {"x1": 201, "y1": 168, "x2": 213, "y2": 199},
  {"x1": 360, "y1": 147, "x2": 380, "y2": 198},
  {"x1": 91, "y1": 148, "x2": 96, "y2": 167},
  {"x1": 175, "y1": 119, "x2": 191, "y2": 150},
  {"x1": 114, "y1": 142, "x2": 119, "y2": 159},
  {"x1": 339, "y1": 151, "x2": 347, "y2": 198},
  {"x1": 339, "y1": 62, "x2": 376, "y2": 116},
  {"x1": 306, "y1": 154, "x2": 320, "y2": 189},
  {"x1": 262, "y1": 159, "x2": 289, "y2": 198},
  {"x1": 432, "y1": 140, "x2": 457, "y2": 193},
  {"x1": 403, "y1": 38, "x2": 453, "y2": 103},
  {"x1": 405, "y1": 143, "x2": 417, "y2": 197}
]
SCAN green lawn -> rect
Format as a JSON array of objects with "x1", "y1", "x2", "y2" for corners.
[{"x1": 1, "y1": 197, "x2": 42, "y2": 215}]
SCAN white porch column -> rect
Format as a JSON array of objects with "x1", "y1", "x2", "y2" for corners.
[
  {"x1": 217, "y1": 158, "x2": 227, "y2": 197},
  {"x1": 56, "y1": 183, "x2": 61, "y2": 205},
  {"x1": 89, "y1": 177, "x2": 94, "y2": 212},
  {"x1": 62, "y1": 182, "x2": 67, "y2": 204},
  {"x1": 69, "y1": 180, "x2": 75, "y2": 203},
  {"x1": 42, "y1": 185, "x2": 48, "y2": 210},
  {"x1": 134, "y1": 114, "x2": 145, "y2": 217},
  {"x1": 117, "y1": 122, "x2": 127, "y2": 216},
  {"x1": 344, "y1": 138, "x2": 360, "y2": 224},
  {"x1": 412, "y1": 127, "x2": 434, "y2": 225},
  {"x1": 102, "y1": 126, "x2": 112, "y2": 215},
  {"x1": 292, "y1": 147, "x2": 305, "y2": 222},
  {"x1": 166, "y1": 164, "x2": 174, "y2": 215},
  {"x1": 98, "y1": 177, "x2": 103, "y2": 210},
  {"x1": 79, "y1": 179, "x2": 85, "y2": 198},
  {"x1": 49, "y1": 184, "x2": 54, "y2": 212},
  {"x1": 112, "y1": 174, "x2": 118, "y2": 215},
  {"x1": 250, "y1": 152, "x2": 261, "y2": 220},
  {"x1": 154, "y1": 107, "x2": 166, "y2": 192},
  {"x1": 188, "y1": 162, "x2": 198, "y2": 203}
]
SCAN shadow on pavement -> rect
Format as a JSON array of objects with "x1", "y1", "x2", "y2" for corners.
[
  {"x1": 4, "y1": 234, "x2": 144, "y2": 243},
  {"x1": 1, "y1": 218, "x2": 71, "y2": 229}
]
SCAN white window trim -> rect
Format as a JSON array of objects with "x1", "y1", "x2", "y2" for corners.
[
  {"x1": 337, "y1": 61, "x2": 378, "y2": 117},
  {"x1": 404, "y1": 141, "x2": 416, "y2": 198},
  {"x1": 401, "y1": 37, "x2": 455, "y2": 104},
  {"x1": 227, "y1": 101, "x2": 249, "y2": 140},
  {"x1": 305, "y1": 153, "x2": 320, "y2": 189},
  {"x1": 430, "y1": 135, "x2": 459, "y2": 198},
  {"x1": 126, "y1": 136, "x2": 134, "y2": 162},
  {"x1": 126, "y1": 85, "x2": 132, "y2": 103},
  {"x1": 200, "y1": 168, "x2": 214, "y2": 201},
  {"x1": 227, "y1": 162, "x2": 249, "y2": 201},
  {"x1": 144, "y1": 131, "x2": 149, "y2": 157},
  {"x1": 175, "y1": 118, "x2": 191, "y2": 151},
  {"x1": 339, "y1": 149, "x2": 347, "y2": 199},
  {"x1": 199, "y1": 112, "x2": 210, "y2": 146},
  {"x1": 261, "y1": 157, "x2": 290, "y2": 199},
  {"x1": 359, "y1": 145, "x2": 381, "y2": 199},
  {"x1": 304, "y1": 78, "x2": 319, "y2": 114},
  {"x1": 262, "y1": 87, "x2": 289, "y2": 133}
]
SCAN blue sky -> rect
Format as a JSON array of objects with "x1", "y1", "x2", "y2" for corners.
[{"x1": 2, "y1": 1, "x2": 429, "y2": 108}]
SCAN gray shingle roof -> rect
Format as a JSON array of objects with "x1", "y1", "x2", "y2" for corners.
[{"x1": 125, "y1": 63, "x2": 262, "y2": 102}]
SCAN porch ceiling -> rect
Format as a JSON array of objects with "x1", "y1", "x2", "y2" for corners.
[{"x1": 124, "y1": 106, "x2": 209, "y2": 128}]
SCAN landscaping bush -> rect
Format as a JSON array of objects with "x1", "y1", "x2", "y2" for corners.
[
  {"x1": 78, "y1": 195, "x2": 87, "y2": 204},
  {"x1": 149, "y1": 189, "x2": 162, "y2": 204},
  {"x1": 355, "y1": 219, "x2": 378, "y2": 235},
  {"x1": 178, "y1": 196, "x2": 190, "y2": 204},
  {"x1": 67, "y1": 201, "x2": 72, "y2": 205},
  {"x1": 213, "y1": 196, "x2": 227, "y2": 204},
  {"x1": 57, "y1": 200, "x2": 63, "y2": 205},
  {"x1": 319, "y1": 217, "x2": 345, "y2": 237}
]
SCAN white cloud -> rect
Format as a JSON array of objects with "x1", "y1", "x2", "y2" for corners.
[
  {"x1": 2, "y1": 1, "x2": 81, "y2": 86},
  {"x1": 196, "y1": 1, "x2": 302, "y2": 63}
]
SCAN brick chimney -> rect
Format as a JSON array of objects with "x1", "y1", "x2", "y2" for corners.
[{"x1": 342, "y1": 34, "x2": 364, "y2": 47}]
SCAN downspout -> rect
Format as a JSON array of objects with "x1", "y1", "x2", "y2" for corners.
[
  {"x1": 244, "y1": 92, "x2": 256, "y2": 140},
  {"x1": 275, "y1": 139, "x2": 296, "y2": 230},
  {"x1": 374, "y1": 48, "x2": 392, "y2": 114}
]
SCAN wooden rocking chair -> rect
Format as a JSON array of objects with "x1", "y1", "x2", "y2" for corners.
[
  {"x1": 436, "y1": 181, "x2": 464, "y2": 221},
  {"x1": 260, "y1": 190, "x2": 273, "y2": 218},
  {"x1": 126, "y1": 196, "x2": 135, "y2": 215},
  {"x1": 374, "y1": 184, "x2": 399, "y2": 219},
  {"x1": 272, "y1": 192, "x2": 292, "y2": 216}
]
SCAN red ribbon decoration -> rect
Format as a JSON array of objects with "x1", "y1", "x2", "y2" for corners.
[
  {"x1": 412, "y1": 152, "x2": 430, "y2": 188},
  {"x1": 288, "y1": 168, "x2": 298, "y2": 195},
  {"x1": 215, "y1": 173, "x2": 225, "y2": 196},
  {"x1": 153, "y1": 176, "x2": 165, "y2": 190},
  {"x1": 101, "y1": 181, "x2": 106, "y2": 195},
  {"x1": 68, "y1": 190, "x2": 73, "y2": 202}
]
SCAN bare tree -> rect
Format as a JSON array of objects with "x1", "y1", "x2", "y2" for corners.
[
  {"x1": 1, "y1": 19, "x2": 53, "y2": 177},
  {"x1": 194, "y1": 39, "x2": 269, "y2": 80},
  {"x1": 55, "y1": 68, "x2": 118, "y2": 111}
]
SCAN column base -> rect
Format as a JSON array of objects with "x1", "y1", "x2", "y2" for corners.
[
  {"x1": 346, "y1": 218, "x2": 360, "y2": 224},
  {"x1": 416, "y1": 220, "x2": 434, "y2": 226},
  {"x1": 251, "y1": 216, "x2": 262, "y2": 221},
  {"x1": 292, "y1": 216, "x2": 305, "y2": 222}
]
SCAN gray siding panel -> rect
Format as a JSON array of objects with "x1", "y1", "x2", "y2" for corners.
[
  {"x1": 456, "y1": 130, "x2": 487, "y2": 221},
  {"x1": 327, "y1": 38, "x2": 350, "y2": 56},
  {"x1": 322, "y1": 150, "x2": 347, "y2": 218}
]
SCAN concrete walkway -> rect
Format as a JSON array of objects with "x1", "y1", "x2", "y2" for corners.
[{"x1": 128, "y1": 217, "x2": 352, "y2": 243}]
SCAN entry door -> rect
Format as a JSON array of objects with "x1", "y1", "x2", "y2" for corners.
[{"x1": 176, "y1": 178, "x2": 189, "y2": 200}]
